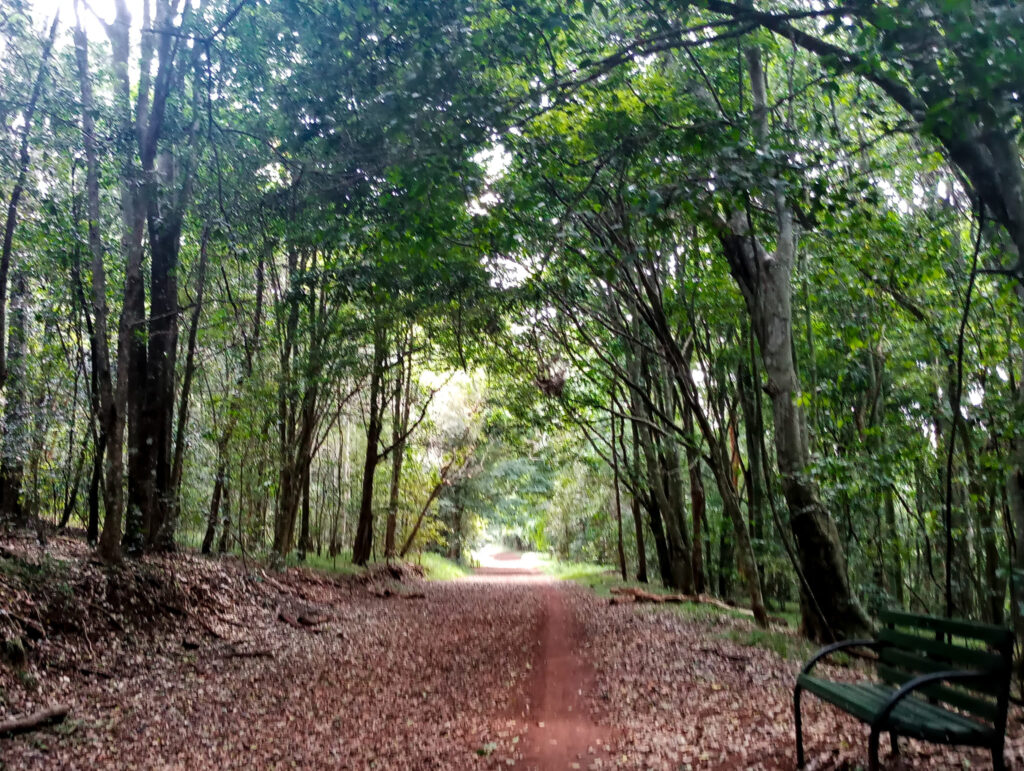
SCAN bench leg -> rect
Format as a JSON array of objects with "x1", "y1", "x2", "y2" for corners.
[
  {"x1": 794, "y1": 685, "x2": 804, "y2": 768},
  {"x1": 890, "y1": 731, "x2": 898, "y2": 756},
  {"x1": 868, "y1": 727, "x2": 880, "y2": 771},
  {"x1": 992, "y1": 743, "x2": 1005, "y2": 771}
]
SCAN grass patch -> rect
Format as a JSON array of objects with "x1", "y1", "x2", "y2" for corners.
[
  {"x1": 417, "y1": 552, "x2": 471, "y2": 581},
  {"x1": 285, "y1": 551, "x2": 364, "y2": 577},
  {"x1": 723, "y1": 626, "x2": 815, "y2": 660},
  {"x1": 671, "y1": 601, "x2": 749, "y2": 624},
  {"x1": 535, "y1": 554, "x2": 616, "y2": 583},
  {"x1": 774, "y1": 600, "x2": 802, "y2": 630},
  {"x1": 283, "y1": 550, "x2": 470, "y2": 581},
  {"x1": 544, "y1": 555, "x2": 816, "y2": 661}
]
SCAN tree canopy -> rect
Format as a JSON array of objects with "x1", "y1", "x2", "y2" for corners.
[{"x1": 0, "y1": 0, "x2": 1021, "y2": 649}]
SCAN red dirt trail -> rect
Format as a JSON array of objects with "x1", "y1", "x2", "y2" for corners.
[
  {"x1": 4, "y1": 537, "x2": 1023, "y2": 769},
  {"x1": 523, "y1": 583, "x2": 606, "y2": 769},
  {"x1": 465, "y1": 552, "x2": 610, "y2": 770}
]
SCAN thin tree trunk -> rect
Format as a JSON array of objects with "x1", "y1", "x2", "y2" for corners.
[
  {"x1": 621, "y1": 409, "x2": 647, "y2": 583},
  {"x1": 58, "y1": 432, "x2": 89, "y2": 529},
  {"x1": 297, "y1": 461, "x2": 311, "y2": 560},
  {"x1": 628, "y1": 339, "x2": 693, "y2": 592},
  {"x1": 75, "y1": 19, "x2": 126, "y2": 563},
  {"x1": 165, "y1": 226, "x2": 209, "y2": 550},
  {"x1": 201, "y1": 447, "x2": 226, "y2": 555},
  {"x1": 682, "y1": 399, "x2": 706, "y2": 594},
  {"x1": 384, "y1": 329, "x2": 412, "y2": 559},
  {"x1": 0, "y1": 14, "x2": 59, "y2": 386},
  {"x1": 216, "y1": 472, "x2": 231, "y2": 554},
  {"x1": 1, "y1": 269, "x2": 29, "y2": 523},
  {"x1": 399, "y1": 453, "x2": 460, "y2": 558},
  {"x1": 611, "y1": 384, "x2": 626, "y2": 580},
  {"x1": 353, "y1": 322, "x2": 387, "y2": 565}
]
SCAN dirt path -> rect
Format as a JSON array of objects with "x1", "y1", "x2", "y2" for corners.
[
  {"x1": 522, "y1": 583, "x2": 605, "y2": 769},
  {"x1": 468, "y1": 551, "x2": 608, "y2": 770},
  {"x1": 4, "y1": 538, "x2": 1022, "y2": 769}
]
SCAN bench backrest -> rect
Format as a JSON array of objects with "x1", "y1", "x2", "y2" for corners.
[{"x1": 876, "y1": 609, "x2": 1013, "y2": 725}]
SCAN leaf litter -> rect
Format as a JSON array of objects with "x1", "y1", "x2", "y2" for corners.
[{"x1": 1, "y1": 533, "x2": 1022, "y2": 769}]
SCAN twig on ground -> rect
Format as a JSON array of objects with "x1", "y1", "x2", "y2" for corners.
[{"x1": 0, "y1": 704, "x2": 70, "y2": 738}]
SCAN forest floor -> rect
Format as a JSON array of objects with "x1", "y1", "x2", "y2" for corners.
[{"x1": 1, "y1": 533, "x2": 1023, "y2": 769}]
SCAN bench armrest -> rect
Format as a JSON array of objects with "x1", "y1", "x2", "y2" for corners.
[
  {"x1": 871, "y1": 670, "x2": 989, "y2": 730},
  {"x1": 800, "y1": 639, "x2": 885, "y2": 676}
]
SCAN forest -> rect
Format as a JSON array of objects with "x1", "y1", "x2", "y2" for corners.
[{"x1": 1, "y1": 0, "x2": 1023, "y2": 768}]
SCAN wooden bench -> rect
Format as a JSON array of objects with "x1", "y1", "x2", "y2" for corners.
[{"x1": 794, "y1": 609, "x2": 1013, "y2": 770}]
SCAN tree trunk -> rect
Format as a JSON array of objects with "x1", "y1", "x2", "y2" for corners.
[
  {"x1": 627, "y1": 339, "x2": 693, "y2": 592},
  {"x1": 1, "y1": 269, "x2": 29, "y2": 523},
  {"x1": 709, "y1": 48, "x2": 869, "y2": 641},
  {"x1": 201, "y1": 452, "x2": 226, "y2": 555},
  {"x1": 0, "y1": 14, "x2": 59, "y2": 387},
  {"x1": 1006, "y1": 342, "x2": 1024, "y2": 667},
  {"x1": 353, "y1": 323, "x2": 387, "y2": 566},
  {"x1": 108, "y1": 0, "x2": 152, "y2": 557},
  {"x1": 297, "y1": 461, "x2": 311, "y2": 560},
  {"x1": 624, "y1": 277, "x2": 767, "y2": 624},
  {"x1": 143, "y1": 212, "x2": 184, "y2": 550},
  {"x1": 384, "y1": 329, "x2": 412, "y2": 559},
  {"x1": 631, "y1": 492, "x2": 648, "y2": 583},
  {"x1": 217, "y1": 473, "x2": 231, "y2": 555},
  {"x1": 618, "y1": 404, "x2": 647, "y2": 583},
  {"x1": 682, "y1": 399, "x2": 706, "y2": 593},
  {"x1": 629, "y1": 409, "x2": 668, "y2": 584},
  {"x1": 166, "y1": 227, "x2": 209, "y2": 550},
  {"x1": 86, "y1": 434, "x2": 104, "y2": 545},
  {"x1": 74, "y1": 21, "x2": 125, "y2": 563},
  {"x1": 611, "y1": 384, "x2": 627, "y2": 580}
]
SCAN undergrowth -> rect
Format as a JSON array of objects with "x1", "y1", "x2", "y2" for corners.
[
  {"x1": 285, "y1": 549, "x2": 471, "y2": 581},
  {"x1": 284, "y1": 551, "x2": 363, "y2": 577},
  {"x1": 548, "y1": 554, "x2": 815, "y2": 660},
  {"x1": 536, "y1": 554, "x2": 614, "y2": 582},
  {"x1": 416, "y1": 552, "x2": 471, "y2": 581}
]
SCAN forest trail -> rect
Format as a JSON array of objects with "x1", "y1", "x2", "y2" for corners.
[
  {"x1": 522, "y1": 582, "x2": 606, "y2": 770},
  {"x1": 463, "y1": 551, "x2": 608, "y2": 770},
  {"x1": 3, "y1": 538, "x2": 1022, "y2": 769}
]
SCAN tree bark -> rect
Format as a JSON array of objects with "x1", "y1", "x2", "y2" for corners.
[
  {"x1": 626, "y1": 334, "x2": 694, "y2": 592},
  {"x1": 682, "y1": 399, "x2": 706, "y2": 594},
  {"x1": 107, "y1": 0, "x2": 152, "y2": 557},
  {"x1": 216, "y1": 473, "x2": 231, "y2": 555},
  {"x1": 352, "y1": 322, "x2": 387, "y2": 566},
  {"x1": 0, "y1": 269, "x2": 29, "y2": 523},
  {"x1": 0, "y1": 14, "x2": 59, "y2": 387},
  {"x1": 202, "y1": 446, "x2": 226, "y2": 556},
  {"x1": 384, "y1": 328, "x2": 412, "y2": 559},
  {"x1": 297, "y1": 461, "x2": 312, "y2": 560},
  {"x1": 165, "y1": 227, "x2": 209, "y2": 550},
  {"x1": 611, "y1": 385, "x2": 626, "y2": 581},
  {"x1": 74, "y1": 19, "x2": 126, "y2": 563},
  {"x1": 707, "y1": 48, "x2": 869, "y2": 641}
]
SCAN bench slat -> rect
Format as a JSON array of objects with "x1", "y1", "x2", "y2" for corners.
[
  {"x1": 878, "y1": 610, "x2": 1013, "y2": 649},
  {"x1": 798, "y1": 675, "x2": 992, "y2": 742},
  {"x1": 861, "y1": 684, "x2": 990, "y2": 734},
  {"x1": 879, "y1": 647, "x2": 1003, "y2": 696},
  {"x1": 877, "y1": 664, "x2": 999, "y2": 721},
  {"x1": 877, "y1": 628, "x2": 1005, "y2": 671}
]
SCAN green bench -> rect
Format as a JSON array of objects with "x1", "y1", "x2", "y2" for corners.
[{"x1": 794, "y1": 609, "x2": 1013, "y2": 770}]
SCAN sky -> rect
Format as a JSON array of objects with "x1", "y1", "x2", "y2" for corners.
[{"x1": 31, "y1": 0, "x2": 132, "y2": 40}]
